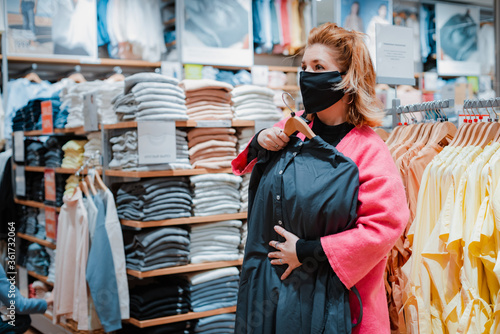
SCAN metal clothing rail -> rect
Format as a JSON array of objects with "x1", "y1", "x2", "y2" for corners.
[{"x1": 390, "y1": 98, "x2": 455, "y2": 128}]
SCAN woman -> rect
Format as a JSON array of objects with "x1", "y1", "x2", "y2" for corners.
[
  {"x1": 344, "y1": 2, "x2": 364, "y2": 32},
  {"x1": 232, "y1": 23, "x2": 408, "y2": 333}
]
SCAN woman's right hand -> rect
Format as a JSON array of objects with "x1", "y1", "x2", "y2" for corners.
[{"x1": 258, "y1": 127, "x2": 290, "y2": 151}]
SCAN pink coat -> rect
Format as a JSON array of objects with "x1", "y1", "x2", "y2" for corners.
[{"x1": 232, "y1": 113, "x2": 409, "y2": 333}]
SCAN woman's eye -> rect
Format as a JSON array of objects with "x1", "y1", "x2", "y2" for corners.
[
  {"x1": 315, "y1": 64, "x2": 325, "y2": 70},
  {"x1": 301, "y1": 66, "x2": 307, "y2": 71}
]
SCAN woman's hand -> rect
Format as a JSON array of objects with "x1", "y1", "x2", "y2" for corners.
[
  {"x1": 258, "y1": 127, "x2": 290, "y2": 151},
  {"x1": 268, "y1": 225, "x2": 301, "y2": 280}
]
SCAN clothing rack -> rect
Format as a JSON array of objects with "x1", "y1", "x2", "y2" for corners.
[
  {"x1": 461, "y1": 98, "x2": 500, "y2": 122},
  {"x1": 390, "y1": 98, "x2": 455, "y2": 127}
]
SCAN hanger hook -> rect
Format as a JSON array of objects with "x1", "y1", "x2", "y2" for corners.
[
  {"x1": 282, "y1": 92, "x2": 296, "y2": 117},
  {"x1": 489, "y1": 98, "x2": 499, "y2": 121}
]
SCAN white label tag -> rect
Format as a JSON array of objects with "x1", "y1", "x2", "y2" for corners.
[
  {"x1": 252, "y1": 65, "x2": 269, "y2": 86},
  {"x1": 15, "y1": 166, "x2": 26, "y2": 197},
  {"x1": 138, "y1": 121, "x2": 176, "y2": 165},
  {"x1": 196, "y1": 120, "x2": 232, "y2": 128},
  {"x1": 83, "y1": 93, "x2": 99, "y2": 132},
  {"x1": 13, "y1": 131, "x2": 24, "y2": 162},
  {"x1": 254, "y1": 120, "x2": 276, "y2": 133}
]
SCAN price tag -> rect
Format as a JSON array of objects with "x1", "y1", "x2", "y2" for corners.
[
  {"x1": 196, "y1": 120, "x2": 232, "y2": 128},
  {"x1": 41, "y1": 100, "x2": 53, "y2": 134},
  {"x1": 18, "y1": 267, "x2": 28, "y2": 298},
  {"x1": 138, "y1": 121, "x2": 176, "y2": 165},
  {"x1": 13, "y1": 131, "x2": 24, "y2": 162},
  {"x1": 254, "y1": 120, "x2": 276, "y2": 133},
  {"x1": 45, "y1": 206, "x2": 57, "y2": 241},
  {"x1": 83, "y1": 93, "x2": 99, "y2": 132},
  {"x1": 15, "y1": 166, "x2": 26, "y2": 197},
  {"x1": 251, "y1": 65, "x2": 269, "y2": 86},
  {"x1": 44, "y1": 169, "x2": 56, "y2": 202}
]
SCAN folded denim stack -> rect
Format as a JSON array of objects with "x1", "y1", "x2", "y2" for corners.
[
  {"x1": 109, "y1": 129, "x2": 191, "y2": 171},
  {"x1": 129, "y1": 277, "x2": 191, "y2": 321},
  {"x1": 187, "y1": 128, "x2": 238, "y2": 169},
  {"x1": 11, "y1": 98, "x2": 62, "y2": 132},
  {"x1": 232, "y1": 85, "x2": 283, "y2": 121},
  {"x1": 25, "y1": 173, "x2": 44, "y2": 202},
  {"x1": 237, "y1": 128, "x2": 255, "y2": 155},
  {"x1": 180, "y1": 79, "x2": 234, "y2": 120},
  {"x1": 60, "y1": 81, "x2": 104, "y2": 129},
  {"x1": 124, "y1": 227, "x2": 190, "y2": 271},
  {"x1": 190, "y1": 174, "x2": 242, "y2": 216},
  {"x1": 54, "y1": 174, "x2": 66, "y2": 207},
  {"x1": 116, "y1": 177, "x2": 192, "y2": 222},
  {"x1": 113, "y1": 73, "x2": 187, "y2": 122},
  {"x1": 83, "y1": 132, "x2": 102, "y2": 166},
  {"x1": 25, "y1": 243, "x2": 51, "y2": 277},
  {"x1": 34, "y1": 99, "x2": 64, "y2": 130},
  {"x1": 43, "y1": 137, "x2": 65, "y2": 167},
  {"x1": 46, "y1": 248, "x2": 56, "y2": 283},
  {"x1": 61, "y1": 140, "x2": 88, "y2": 169},
  {"x1": 240, "y1": 174, "x2": 250, "y2": 212},
  {"x1": 34, "y1": 210, "x2": 46, "y2": 240},
  {"x1": 26, "y1": 141, "x2": 46, "y2": 166},
  {"x1": 188, "y1": 267, "x2": 240, "y2": 312},
  {"x1": 18, "y1": 206, "x2": 39, "y2": 236},
  {"x1": 194, "y1": 313, "x2": 236, "y2": 334},
  {"x1": 190, "y1": 220, "x2": 242, "y2": 264}
]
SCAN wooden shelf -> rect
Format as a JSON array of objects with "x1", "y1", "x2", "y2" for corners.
[
  {"x1": 268, "y1": 65, "x2": 299, "y2": 72},
  {"x1": 164, "y1": 18, "x2": 176, "y2": 26},
  {"x1": 121, "y1": 212, "x2": 247, "y2": 228},
  {"x1": 17, "y1": 233, "x2": 56, "y2": 250},
  {"x1": 102, "y1": 120, "x2": 254, "y2": 130},
  {"x1": 126, "y1": 306, "x2": 237, "y2": 328},
  {"x1": 106, "y1": 167, "x2": 235, "y2": 178},
  {"x1": 166, "y1": 40, "x2": 177, "y2": 48},
  {"x1": 23, "y1": 166, "x2": 101, "y2": 175},
  {"x1": 23, "y1": 126, "x2": 98, "y2": 136},
  {"x1": 127, "y1": 259, "x2": 243, "y2": 278},
  {"x1": 270, "y1": 85, "x2": 300, "y2": 91},
  {"x1": 14, "y1": 198, "x2": 61, "y2": 212},
  {"x1": 17, "y1": 266, "x2": 54, "y2": 287},
  {"x1": 2, "y1": 55, "x2": 161, "y2": 68}
]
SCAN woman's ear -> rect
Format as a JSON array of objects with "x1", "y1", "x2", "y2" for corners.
[{"x1": 343, "y1": 93, "x2": 352, "y2": 105}]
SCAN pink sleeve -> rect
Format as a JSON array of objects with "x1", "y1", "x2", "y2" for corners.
[{"x1": 231, "y1": 112, "x2": 305, "y2": 176}]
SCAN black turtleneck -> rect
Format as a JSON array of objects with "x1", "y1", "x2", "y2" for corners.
[{"x1": 247, "y1": 116, "x2": 355, "y2": 265}]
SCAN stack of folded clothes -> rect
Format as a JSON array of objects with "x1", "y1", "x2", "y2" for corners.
[
  {"x1": 95, "y1": 81, "x2": 124, "y2": 124},
  {"x1": 113, "y1": 73, "x2": 187, "y2": 122},
  {"x1": 194, "y1": 313, "x2": 236, "y2": 334},
  {"x1": 187, "y1": 128, "x2": 238, "y2": 169},
  {"x1": 46, "y1": 248, "x2": 56, "y2": 283},
  {"x1": 236, "y1": 128, "x2": 255, "y2": 154},
  {"x1": 18, "y1": 206, "x2": 39, "y2": 236},
  {"x1": 116, "y1": 177, "x2": 192, "y2": 222},
  {"x1": 35, "y1": 210, "x2": 46, "y2": 240},
  {"x1": 129, "y1": 276, "x2": 191, "y2": 321},
  {"x1": 231, "y1": 85, "x2": 283, "y2": 121},
  {"x1": 63, "y1": 175, "x2": 79, "y2": 197},
  {"x1": 84, "y1": 132, "x2": 102, "y2": 166},
  {"x1": 190, "y1": 220, "x2": 242, "y2": 264},
  {"x1": 25, "y1": 243, "x2": 51, "y2": 277},
  {"x1": 60, "y1": 81, "x2": 104, "y2": 129},
  {"x1": 124, "y1": 227, "x2": 190, "y2": 271},
  {"x1": 188, "y1": 267, "x2": 240, "y2": 312},
  {"x1": 61, "y1": 140, "x2": 88, "y2": 169},
  {"x1": 26, "y1": 140, "x2": 46, "y2": 166},
  {"x1": 43, "y1": 137, "x2": 65, "y2": 167},
  {"x1": 239, "y1": 174, "x2": 250, "y2": 212},
  {"x1": 25, "y1": 173, "x2": 44, "y2": 202},
  {"x1": 54, "y1": 174, "x2": 66, "y2": 207},
  {"x1": 11, "y1": 98, "x2": 63, "y2": 132},
  {"x1": 180, "y1": 79, "x2": 233, "y2": 120},
  {"x1": 190, "y1": 174, "x2": 241, "y2": 217},
  {"x1": 122, "y1": 322, "x2": 194, "y2": 334},
  {"x1": 108, "y1": 129, "x2": 191, "y2": 171}
]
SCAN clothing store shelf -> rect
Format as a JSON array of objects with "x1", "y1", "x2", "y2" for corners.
[
  {"x1": 17, "y1": 265, "x2": 54, "y2": 287},
  {"x1": 14, "y1": 198, "x2": 61, "y2": 213},
  {"x1": 127, "y1": 259, "x2": 243, "y2": 278},
  {"x1": 125, "y1": 306, "x2": 237, "y2": 328},
  {"x1": 102, "y1": 120, "x2": 255, "y2": 130},
  {"x1": 120, "y1": 211, "x2": 247, "y2": 228},
  {"x1": 42, "y1": 313, "x2": 104, "y2": 334},
  {"x1": 17, "y1": 233, "x2": 56, "y2": 250},
  {"x1": 23, "y1": 166, "x2": 102, "y2": 175},
  {"x1": 268, "y1": 65, "x2": 299, "y2": 72},
  {"x1": 208, "y1": 64, "x2": 298, "y2": 72},
  {"x1": 106, "y1": 167, "x2": 234, "y2": 178},
  {"x1": 1, "y1": 55, "x2": 161, "y2": 68},
  {"x1": 23, "y1": 125, "x2": 100, "y2": 137}
]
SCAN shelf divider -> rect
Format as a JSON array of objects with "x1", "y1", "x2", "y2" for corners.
[
  {"x1": 121, "y1": 212, "x2": 247, "y2": 228},
  {"x1": 17, "y1": 233, "x2": 56, "y2": 250},
  {"x1": 127, "y1": 259, "x2": 243, "y2": 278}
]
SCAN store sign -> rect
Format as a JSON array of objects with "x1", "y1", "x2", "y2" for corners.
[
  {"x1": 15, "y1": 166, "x2": 26, "y2": 197},
  {"x1": 44, "y1": 169, "x2": 56, "y2": 202},
  {"x1": 41, "y1": 100, "x2": 54, "y2": 134},
  {"x1": 45, "y1": 206, "x2": 58, "y2": 241},
  {"x1": 196, "y1": 120, "x2": 232, "y2": 128},
  {"x1": 13, "y1": 131, "x2": 24, "y2": 162},
  {"x1": 83, "y1": 93, "x2": 99, "y2": 132},
  {"x1": 375, "y1": 25, "x2": 415, "y2": 86},
  {"x1": 137, "y1": 121, "x2": 176, "y2": 165}
]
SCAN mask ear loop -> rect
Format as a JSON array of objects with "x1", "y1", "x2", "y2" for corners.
[{"x1": 282, "y1": 92, "x2": 296, "y2": 117}]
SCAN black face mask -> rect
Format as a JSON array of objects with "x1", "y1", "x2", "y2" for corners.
[{"x1": 299, "y1": 71, "x2": 346, "y2": 114}]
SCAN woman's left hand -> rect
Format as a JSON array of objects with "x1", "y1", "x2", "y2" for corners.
[{"x1": 268, "y1": 225, "x2": 301, "y2": 280}]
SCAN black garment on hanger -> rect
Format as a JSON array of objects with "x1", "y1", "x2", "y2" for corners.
[{"x1": 236, "y1": 134, "x2": 359, "y2": 334}]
